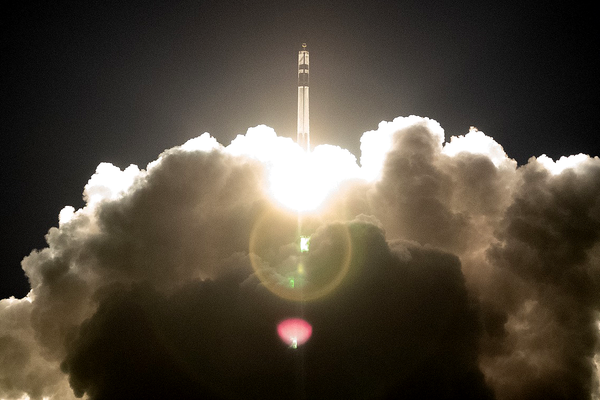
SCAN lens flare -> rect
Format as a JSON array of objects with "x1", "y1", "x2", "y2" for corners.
[
  {"x1": 277, "y1": 318, "x2": 312, "y2": 348},
  {"x1": 249, "y1": 210, "x2": 352, "y2": 302}
]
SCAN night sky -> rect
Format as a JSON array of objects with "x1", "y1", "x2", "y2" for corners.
[{"x1": 1, "y1": 2, "x2": 600, "y2": 399}]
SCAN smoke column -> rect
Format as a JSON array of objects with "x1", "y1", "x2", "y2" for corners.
[{"x1": 1, "y1": 117, "x2": 599, "y2": 399}]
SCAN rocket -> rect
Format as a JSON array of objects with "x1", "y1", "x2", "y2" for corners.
[{"x1": 297, "y1": 43, "x2": 309, "y2": 152}]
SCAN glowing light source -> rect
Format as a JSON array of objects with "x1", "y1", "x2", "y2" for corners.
[
  {"x1": 268, "y1": 146, "x2": 360, "y2": 211},
  {"x1": 300, "y1": 236, "x2": 310, "y2": 252},
  {"x1": 221, "y1": 125, "x2": 362, "y2": 211},
  {"x1": 277, "y1": 318, "x2": 312, "y2": 348}
]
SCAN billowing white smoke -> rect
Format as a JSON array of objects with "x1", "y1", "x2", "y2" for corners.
[{"x1": 1, "y1": 116, "x2": 599, "y2": 399}]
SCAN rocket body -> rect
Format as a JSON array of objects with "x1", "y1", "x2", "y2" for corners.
[{"x1": 297, "y1": 43, "x2": 309, "y2": 151}]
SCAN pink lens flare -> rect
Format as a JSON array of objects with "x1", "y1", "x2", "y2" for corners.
[{"x1": 277, "y1": 318, "x2": 312, "y2": 348}]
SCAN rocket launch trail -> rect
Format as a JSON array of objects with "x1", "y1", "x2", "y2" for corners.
[{"x1": 297, "y1": 43, "x2": 309, "y2": 151}]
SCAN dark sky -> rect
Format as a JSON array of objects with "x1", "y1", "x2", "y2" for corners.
[{"x1": 1, "y1": 0, "x2": 598, "y2": 299}]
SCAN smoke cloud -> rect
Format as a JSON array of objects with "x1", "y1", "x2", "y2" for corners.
[{"x1": 1, "y1": 116, "x2": 599, "y2": 399}]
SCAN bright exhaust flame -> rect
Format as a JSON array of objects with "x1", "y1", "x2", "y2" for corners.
[
  {"x1": 268, "y1": 146, "x2": 361, "y2": 211},
  {"x1": 225, "y1": 125, "x2": 361, "y2": 211}
]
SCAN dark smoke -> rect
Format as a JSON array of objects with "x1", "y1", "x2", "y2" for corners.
[{"x1": 60, "y1": 221, "x2": 492, "y2": 400}]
